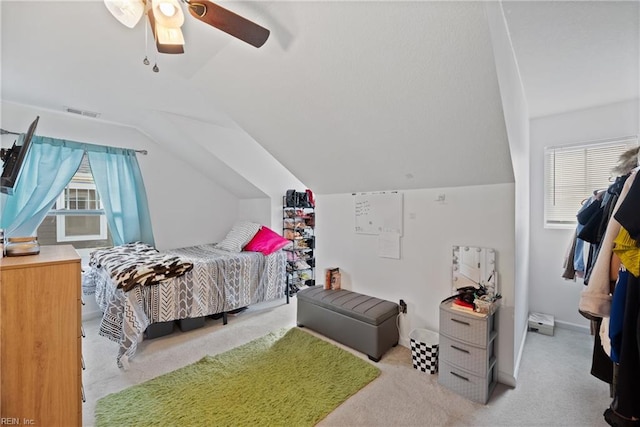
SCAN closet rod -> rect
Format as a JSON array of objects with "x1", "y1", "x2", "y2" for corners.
[{"x1": 0, "y1": 129, "x2": 148, "y2": 155}]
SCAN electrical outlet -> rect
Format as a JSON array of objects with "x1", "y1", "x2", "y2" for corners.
[{"x1": 399, "y1": 299, "x2": 407, "y2": 314}]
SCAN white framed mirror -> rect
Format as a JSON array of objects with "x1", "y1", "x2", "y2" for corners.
[{"x1": 451, "y1": 245, "x2": 497, "y2": 297}]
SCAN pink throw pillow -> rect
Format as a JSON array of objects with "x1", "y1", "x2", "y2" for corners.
[{"x1": 243, "y1": 226, "x2": 290, "y2": 255}]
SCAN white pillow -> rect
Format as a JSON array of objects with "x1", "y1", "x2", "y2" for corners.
[{"x1": 217, "y1": 221, "x2": 262, "y2": 252}]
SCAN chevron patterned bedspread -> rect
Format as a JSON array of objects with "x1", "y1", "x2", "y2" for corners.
[{"x1": 84, "y1": 244, "x2": 286, "y2": 367}]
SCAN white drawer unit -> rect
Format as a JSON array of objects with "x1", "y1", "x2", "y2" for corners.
[
  {"x1": 439, "y1": 334, "x2": 495, "y2": 376},
  {"x1": 439, "y1": 360, "x2": 498, "y2": 404},
  {"x1": 438, "y1": 300, "x2": 498, "y2": 404}
]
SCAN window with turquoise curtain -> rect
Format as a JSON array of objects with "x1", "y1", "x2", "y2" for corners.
[
  {"x1": 1, "y1": 136, "x2": 85, "y2": 238},
  {"x1": 87, "y1": 147, "x2": 154, "y2": 247},
  {"x1": 37, "y1": 153, "x2": 113, "y2": 250},
  {"x1": 1, "y1": 136, "x2": 154, "y2": 247}
]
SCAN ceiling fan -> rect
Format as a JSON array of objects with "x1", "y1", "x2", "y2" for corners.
[{"x1": 104, "y1": 0, "x2": 270, "y2": 56}]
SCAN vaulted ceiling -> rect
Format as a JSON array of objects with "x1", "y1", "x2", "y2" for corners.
[
  {"x1": 503, "y1": 1, "x2": 638, "y2": 118},
  {"x1": 1, "y1": 1, "x2": 637, "y2": 196}
]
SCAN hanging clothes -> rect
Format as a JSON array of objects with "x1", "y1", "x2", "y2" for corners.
[
  {"x1": 564, "y1": 192, "x2": 606, "y2": 281},
  {"x1": 581, "y1": 177, "x2": 627, "y2": 285},
  {"x1": 606, "y1": 172, "x2": 640, "y2": 421},
  {"x1": 609, "y1": 268, "x2": 628, "y2": 364},
  {"x1": 574, "y1": 192, "x2": 605, "y2": 278},
  {"x1": 567, "y1": 174, "x2": 631, "y2": 389},
  {"x1": 580, "y1": 172, "x2": 634, "y2": 318},
  {"x1": 607, "y1": 271, "x2": 640, "y2": 421},
  {"x1": 562, "y1": 229, "x2": 579, "y2": 280}
]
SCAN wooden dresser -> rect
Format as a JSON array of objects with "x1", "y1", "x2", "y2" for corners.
[{"x1": 0, "y1": 245, "x2": 82, "y2": 426}]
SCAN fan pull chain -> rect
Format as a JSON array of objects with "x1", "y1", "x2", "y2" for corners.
[
  {"x1": 147, "y1": 10, "x2": 159, "y2": 73},
  {"x1": 143, "y1": 13, "x2": 150, "y2": 66},
  {"x1": 153, "y1": 48, "x2": 159, "y2": 73}
]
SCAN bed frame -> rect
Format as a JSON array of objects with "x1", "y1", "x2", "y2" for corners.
[{"x1": 84, "y1": 244, "x2": 286, "y2": 367}]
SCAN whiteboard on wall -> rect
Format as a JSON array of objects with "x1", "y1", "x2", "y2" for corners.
[{"x1": 354, "y1": 192, "x2": 403, "y2": 235}]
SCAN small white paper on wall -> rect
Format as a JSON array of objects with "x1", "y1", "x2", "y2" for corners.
[{"x1": 378, "y1": 232, "x2": 400, "y2": 259}]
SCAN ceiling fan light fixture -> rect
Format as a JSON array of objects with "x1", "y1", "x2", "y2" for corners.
[
  {"x1": 104, "y1": 0, "x2": 144, "y2": 28},
  {"x1": 159, "y1": 2, "x2": 177, "y2": 17},
  {"x1": 152, "y1": 0, "x2": 184, "y2": 28},
  {"x1": 155, "y1": 24, "x2": 185, "y2": 46}
]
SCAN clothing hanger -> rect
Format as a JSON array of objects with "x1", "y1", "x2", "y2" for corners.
[{"x1": 581, "y1": 189, "x2": 607, "y2": 205}]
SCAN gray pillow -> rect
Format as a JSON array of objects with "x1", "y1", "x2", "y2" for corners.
[{"x1": 217, "y1": 221, "x2": 261, "y2": 252}]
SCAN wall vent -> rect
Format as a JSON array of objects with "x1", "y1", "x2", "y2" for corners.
[{"x1": 64, "y1": 106, "x2": 101, "y2": 118}]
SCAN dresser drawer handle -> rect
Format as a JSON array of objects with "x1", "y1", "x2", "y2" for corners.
[
  {"x1": 451, "y1": 345, "x2": 470, "y2": 354},
  {"x1": 81, "y1": 325, "x2": 86, "y2": 338},
  {"x1": 82, "y1": 356, "x2": 85, "y2": 370},
  {"x1": 81, "y1": 385, "x2": 86, "y2": 403},
  {"x1": 451, "y1": 318, "x2": 470, "y2": 326},
  {"x1": 451, "y1": 371, "x2": 470, "y2": 382}
]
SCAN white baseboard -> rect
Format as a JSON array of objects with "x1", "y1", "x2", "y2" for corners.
[
  {"x1": 503, "y1": 321, "x2": 528, "y2": 388},
  {"x1": 498, "y1": 370, "x2": 517, "y2": 388},
  {"x1": 555, "y1": 320, "x2": 590, "y2": 334}
]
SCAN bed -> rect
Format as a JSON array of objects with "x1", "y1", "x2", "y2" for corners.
[{"x1": 83, "y1": 241, "x2": 287, "y2": 368}]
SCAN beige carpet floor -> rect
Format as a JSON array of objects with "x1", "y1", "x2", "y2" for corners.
[{"x1": 82, "y1": 297, "x2": 612, "y2": 426}]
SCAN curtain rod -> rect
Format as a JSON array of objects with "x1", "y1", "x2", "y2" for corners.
[{"x1": 0, "y1": 128, "x2": 148, "y2": 155}]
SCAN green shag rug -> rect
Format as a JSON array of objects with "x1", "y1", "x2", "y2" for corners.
[{"x1": 95, "y1": 328, "x2": 381, "y2": 426}]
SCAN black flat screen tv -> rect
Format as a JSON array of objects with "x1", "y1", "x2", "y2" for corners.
[{"x1": 0, "y1": 116, "x2": 39, "y2": 195}]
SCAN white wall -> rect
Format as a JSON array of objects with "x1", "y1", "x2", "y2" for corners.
[
  {"x1": 147, "y1": 112, "x2": 307, "y2": 232},
  {"x1": 485, "y1": 1, "x2": 531, "y2": 386},
  {"x1": 238, "y1": 198, "x2": 271, "y2": 227},
  {"x1": 315, "y1": 183, "x2": 516, "y2": 383},
  {"x1": 529, "y1": 99, "x2": 640, "y2": 330}
]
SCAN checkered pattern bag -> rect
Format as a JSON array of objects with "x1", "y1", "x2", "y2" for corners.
[{"x1": 411, "y1": 338, "x2": 438, "y2": 374}]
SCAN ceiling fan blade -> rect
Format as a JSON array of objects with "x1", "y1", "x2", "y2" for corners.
[{"x1": 188, "y1": 1, "x2": 270, "y2": 48}]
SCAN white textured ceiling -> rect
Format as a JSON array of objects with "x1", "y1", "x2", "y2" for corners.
[
  {"x1": 195, "y1": 1, "x2": 514, "y2": 194},
  {"x1": 502, "y1": 1, "x2": 639, "y2": 119},
  {"x1": 1, "y1": 1, "x2": 638, "y2": 195}
]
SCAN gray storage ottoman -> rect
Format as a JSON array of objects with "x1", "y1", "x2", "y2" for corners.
[{"x1": 296, "y1": 287, "x2": 399, "y2": 362}]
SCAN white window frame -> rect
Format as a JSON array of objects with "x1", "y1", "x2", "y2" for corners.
[
  {"x1": 544, "y1": 137, "x2": 638, "y2": 229},
  {"x1": 54, "y1": 176, "x2": 107, "y2": 242}
]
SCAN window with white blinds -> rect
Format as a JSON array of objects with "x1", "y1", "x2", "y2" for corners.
[{"x1": 544, "y1": 138, "x2": 638, "y2": 227}]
